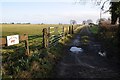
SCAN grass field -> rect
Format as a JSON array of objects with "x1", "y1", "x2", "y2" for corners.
[
  {"x1": 1, "y1": 24, "x2": 72, "y2": 56},
  {"x1": 1, "y1": 24, "x2": 72, "y2": 50},
  {"x1": 1, "y1": 24, "x2": 70, "y2": 36},
  {"x1": 1, "y1": 24, "x2": 80, "y2": 78}
]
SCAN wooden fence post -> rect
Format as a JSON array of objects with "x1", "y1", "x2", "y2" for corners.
[
  {"x1": 42, "y1": 28, "x2": 48, "y2": 48},
  {"x1": 47, "y1": 27, "x2": 50, "y2": 47},
  {"x1": 68, "y1": 26, "x2": 71, "y2": 34},
  {"x1": 20, "y1": 34, "x2": 30, "y2": 56},
  {"x1": 43, "y1": 28, "x2": 46, "y2": 48},
  {"x1": 24, "y1": 35, "x2": 30, "y2": 56},
  {"x1": 62, "y1": 26, "x2": 65, "y2": 37},
  {"x1": 66, "y1": 26, "x2": 69, "y2": 35},
  {"x1": 0, "y1": 38, "x2": 7, "y2": 47},
  {"x1": 71, "y1": 25, "x2": 74, "y2": 34},
  {"x1": 48, "y1": 27, "x2": 50, "y2": 36},
  {"x1": 64, "y1": 27, "x2": 67, "y2": 36}
]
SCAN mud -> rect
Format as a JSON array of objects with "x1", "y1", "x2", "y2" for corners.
[{"x1": 52, "y1": 26, "x2": 120, "y2": 78}]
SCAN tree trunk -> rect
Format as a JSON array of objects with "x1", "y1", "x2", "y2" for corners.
[{"x1": 111, "y1": 2, "x2": 118, "y2": 24}]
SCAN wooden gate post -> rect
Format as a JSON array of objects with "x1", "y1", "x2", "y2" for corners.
[
  {"x1": 20, "y1": 34, "x2": 30, "y2": 56},
  {"x1": 71, "y1": 25, "x2": 74, "y2": 34},
  {"x1": 42, "y1": 28, "x2": 46, "y2": 48},
  {"x1": 64, "y1": 27, "x2": 67, "y2": 36},
  {"x1": 66, "y1": 26, "x2": 69, "y2": 35},
  {"x1": 68, "y1": 26, "x2": 71, "y2": 34},
  {"x1": 62, "y1": 26, "x2": 65, "y2": 37},
  {"x1": 42, "y1": 28, "x2": 48, "y2": 48},
  {"x1": 47, "y1": 27, "x2": 50, "y2": 47},
  {"x1": 24, "y1": 35, "x2": 30, "y2": 56}
]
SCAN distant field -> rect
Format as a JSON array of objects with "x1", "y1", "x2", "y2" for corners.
[{"x1": 1, "y1": 24, "x2": 70, "y2": 36}]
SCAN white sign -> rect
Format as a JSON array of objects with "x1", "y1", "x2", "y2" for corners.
[{"x1": 7, "y1": 35, "x2": 19, "y2": 46}]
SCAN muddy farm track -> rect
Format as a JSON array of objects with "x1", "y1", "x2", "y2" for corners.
[{"x1": 52, "y1": 26, "x2": 120, "y2": 78}]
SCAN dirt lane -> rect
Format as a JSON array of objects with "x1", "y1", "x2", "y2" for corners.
[{"x1": 52, "y1": 26, "x2": 120, "y2": 78}]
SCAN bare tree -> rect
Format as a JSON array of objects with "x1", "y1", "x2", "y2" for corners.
[
  {"x1": 70, "y1": 20, "x2": 77, "y2": 25},
  {"x1": 82, "y1": 20, "x2": 87, "y2": 25},
  {"x1": 78, "y1": 0, "x2": 120, "y2": 24},
  {"x1": 87, "y1": 19, "x2": 93, "y2": 24}
]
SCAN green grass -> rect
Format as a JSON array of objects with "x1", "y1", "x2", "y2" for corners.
[
  {"x1": 89, "y1": 25, "x2": 99, "y2": 34},
  {"x1": 1, "y1": 24, "x2": 82, "y2": 78},
  {"x1": 1, "y1": 24, "x2": 70, "y2": 36},
  {"x1": 1, "y1": 34, "x2": 74, "y2": 78}
]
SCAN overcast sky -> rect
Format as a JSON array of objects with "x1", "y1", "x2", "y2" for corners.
[{"x1": 0, "y1": 0, "x2": 111, "y2": 24}]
